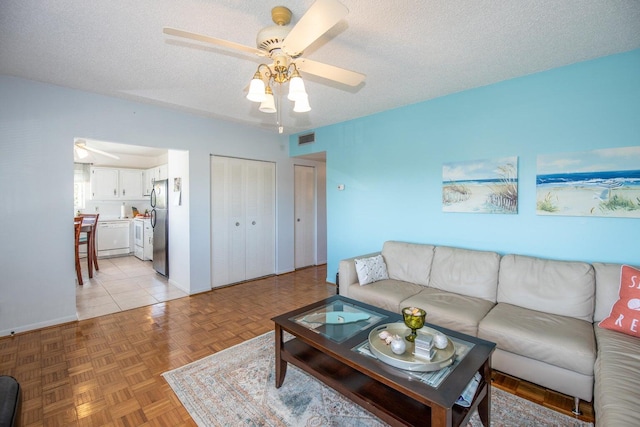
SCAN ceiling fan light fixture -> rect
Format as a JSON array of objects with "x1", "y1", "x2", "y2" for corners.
[
  {"x1": 259, "y1": 86, "x2": 277, "y2": 113},
  {"x1": 75, "y1": 146, "x2": 89, "y2": 159},
  {"x1": 293, "y1": 94, "x2": 311, "y2": 113},
  {"x1": 287, "y1": 68, "x2": 307, "y2": 102},
  {"x1": 246, "y1": 71, "x2": 266, "y2": 102}
]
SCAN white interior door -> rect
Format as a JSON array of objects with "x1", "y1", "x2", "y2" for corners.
[{"x1": 294, "y1": 165, "x2": 316, "y2": 269}]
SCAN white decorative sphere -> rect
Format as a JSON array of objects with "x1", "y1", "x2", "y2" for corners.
[
  {"x1": 434, "y1": 333, "x2": 448, "y2": 349},
  {"x1": 390, "y1": 337, "x2": 406, "y2": 355}
]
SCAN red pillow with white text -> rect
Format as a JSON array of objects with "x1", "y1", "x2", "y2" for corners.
[{"x1": 599, "y1": 265, "x2": 640, "y2": 338}]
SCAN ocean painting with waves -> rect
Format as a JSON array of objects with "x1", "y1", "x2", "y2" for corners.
[{"x1": 536, "y1": 146, "x2": 640, "y2": 218}]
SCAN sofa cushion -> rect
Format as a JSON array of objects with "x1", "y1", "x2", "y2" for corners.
[
  {"x1": 593, "y1": 262, "x2": 628, "y2": 323},
  {"x1": 594, "y1": 326, "x2": 640, "y2": 426},
  {"x1": 401, "y1": 288, "x2": 495, "y2": 337},
  {"x1": 478, "y1": 303, "x2": 595, "y2": 376},
  {"x1": 354, "y1": 254, "x2": 389, "y2": 285},
  {"x1": 345, "y1": 279, "x2": 424, "y2": 313},
  {"x1": 598, "y1": 265, "x2": 640, "y2": 338},
  {"x1": 381, "y1": 241, "x2": 435, "y2": 286},
  {"x1": 429, "y1": 246, "x2": 500, "y2": 303},
  {"x1": 497, "y1": 254, "x2": 595, "y2": 322}
]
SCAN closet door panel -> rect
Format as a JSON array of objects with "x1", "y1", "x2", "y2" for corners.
[
  {"x1": 246, "y1": 161, "x2": 275, "y2": 280},
  {"x1": 211, "y1": 156, "x2": 230, "y2": 287},
  {"x1": 228, "y1": 159, "x2": 246, "y2": 284}
]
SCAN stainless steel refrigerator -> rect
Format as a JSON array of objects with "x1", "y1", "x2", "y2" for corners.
[{"x1": 150, "y1": 179, "x2": 169, "y2": 276}]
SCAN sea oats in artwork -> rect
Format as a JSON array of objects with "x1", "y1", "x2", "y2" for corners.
[{"x1": 443, "y1": 156, "x2": 518, "y2": 214}]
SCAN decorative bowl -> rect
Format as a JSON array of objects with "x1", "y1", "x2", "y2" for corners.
[{"x1": 402, "y1": 307, "x2": 426, "y2": 342}]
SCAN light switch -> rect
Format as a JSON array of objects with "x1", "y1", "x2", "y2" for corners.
[{"x1": 337, "y1": 184, "x2": 345, "y2": 191}]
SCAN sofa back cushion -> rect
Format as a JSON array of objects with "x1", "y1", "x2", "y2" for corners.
[
  {"x1": 381, "y1": 241, "x2": 435, "y2": 286},
  {"x1": 593, "y1": 262, "x2": 628, "y2": 323},
  {"x1": 498, "y1": 254, "x2": 595, "y2": 322},
  {"x1": 429, "y1": 246, "x2": 501, "y2": 302}
]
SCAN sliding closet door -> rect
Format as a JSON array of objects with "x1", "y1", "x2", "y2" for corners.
[
  {"x1": 245, "y1": 160, "x2": 276, "y2": 280},
  {"x1": 211, "y1": 156, "x2": 275, "y2": 288}
]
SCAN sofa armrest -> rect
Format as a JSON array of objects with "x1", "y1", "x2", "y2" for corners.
[{"x1": 338, "y1": 251, "x2": 381, "y2": 298}]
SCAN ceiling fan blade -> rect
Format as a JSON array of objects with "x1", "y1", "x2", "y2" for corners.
[
  {"x1": 295, "y1": 58, "x2": 365, "y2": 86},
  {"x1": 80, "y1": 145, "x2": 121, "y2": 160},
  {"x1": 282, "y1": 0, "x2": 348, "y2": 57},
  {"x1": 163, "y1": 27, "x2": 266, "y2": 57}
]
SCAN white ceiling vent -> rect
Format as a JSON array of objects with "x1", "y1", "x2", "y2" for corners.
[{"x1": 298, "y1": 132, "x2": 315, "y2": 145}]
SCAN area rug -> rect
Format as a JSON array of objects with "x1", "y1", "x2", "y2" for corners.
[{"x1": 162, "y1": 332, "x2": 592, "y2": 427}]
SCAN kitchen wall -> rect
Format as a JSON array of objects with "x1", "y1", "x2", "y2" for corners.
[
  {"x1": 0, "y1": 75, "x2": 324, "y2": 336},
  {"x1": 290, "y1": 49, "x2": 640, "y2": 281}
]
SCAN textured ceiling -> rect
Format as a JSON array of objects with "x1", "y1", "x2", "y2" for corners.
[{"x1": 1, "y1": 0, "x2": 640, "y2": 135}]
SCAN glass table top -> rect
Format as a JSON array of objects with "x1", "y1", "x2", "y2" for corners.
[{"x1": 290, "y1": 299, "x2": 388, "y2": 343}]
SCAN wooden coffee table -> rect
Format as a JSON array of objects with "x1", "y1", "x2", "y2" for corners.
[{"x1": 272, "y1": 295, "x2": 495, "y2": 427}]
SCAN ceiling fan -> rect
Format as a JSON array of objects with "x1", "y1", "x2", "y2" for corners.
[
  {"x1": 163, "y1": 0, "x2": 365, "y2": 129},
  {"x1": 74, "y1": 139, "x2": 120, "y2": 160}
]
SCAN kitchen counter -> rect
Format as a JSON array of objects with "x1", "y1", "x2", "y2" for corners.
[{"x1": 99, "y1": 217, "x2": 133, "y2": 221}]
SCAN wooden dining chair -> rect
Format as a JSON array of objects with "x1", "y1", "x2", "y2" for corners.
[
  {"x1": 74, "y1": 216, "x2": 84, "y2": 286},
  {"x1": 79, "y1": 213, "x2": 100, "y2": 276}
]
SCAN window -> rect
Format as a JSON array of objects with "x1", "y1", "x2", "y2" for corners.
[{"x1": 74, "y1": 163, "x2": 90, "y2": 210}]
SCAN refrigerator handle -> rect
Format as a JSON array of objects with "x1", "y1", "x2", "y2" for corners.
[
  {"x1": 150, "y1": 209, "x2": 156, "y2": 228},
  {"x1": 150, "y1": 188, "x2": 156, "y2": 208}
]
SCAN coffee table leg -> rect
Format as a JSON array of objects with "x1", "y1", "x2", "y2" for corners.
[
  {"x1": 478, "y1": 359, "x2": 491, "y2": 427},
  {"x1": 274, "y1": 324, "x2": 288, "y2": 388}
]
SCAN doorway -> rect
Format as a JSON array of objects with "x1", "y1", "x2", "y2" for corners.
[{"x1": 294, "y1": 165, "x2": 316, "y2": 269}]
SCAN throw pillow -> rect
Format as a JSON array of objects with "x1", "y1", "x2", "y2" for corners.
[
  {"x1": 355, "y1": 255, "x2": 389, "y2": 286},
  {"x1": 599, "y1": 265, "x2": 640, "y2": 338}
]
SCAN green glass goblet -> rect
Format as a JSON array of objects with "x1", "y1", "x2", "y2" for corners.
[{"x1": 402, "y1": 307, "x2": 426, "y2": 342}]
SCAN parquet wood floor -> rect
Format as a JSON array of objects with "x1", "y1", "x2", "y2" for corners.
[{"x1": 1, "y1": 265, "x2": 594, "y2": 426}]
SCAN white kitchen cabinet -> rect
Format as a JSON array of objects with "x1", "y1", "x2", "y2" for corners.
[
  {"x1": 158, "y1": 164, "x2": 168, "y2": 180},
  {"x1": 91, "y1": 167, "x2": 144, "y2": 200},
  {"x1": 91, "y1": 167, "x2": 120, "y2": 199},
  {"x1": 143, "y1": 164, "x2": 168, "y2": 196},
  {"x1": 119, "y1": 169, "x2": 143, "y2": 199},
  {"x1": 210, "y1": 156, "x2": 275, "y2": 288}
]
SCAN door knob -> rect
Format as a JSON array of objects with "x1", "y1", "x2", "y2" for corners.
[
  {"x1": 235, "y1": 222, "x2": 240, "y2": 226},
  {"x1": 252, "y1": 221, "x2": 256, "y2": 225},
  {"x1": 297, "y1": 218, "x2": 301, "y2": 222}
]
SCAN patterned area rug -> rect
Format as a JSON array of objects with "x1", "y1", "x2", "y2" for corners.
[{"x1": 163, "y1": 332, "x2": 592, "y2": 427}]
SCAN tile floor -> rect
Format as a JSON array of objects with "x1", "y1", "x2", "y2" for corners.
[{"x1": 76, "y1": 255, "x2": 188, "y2": 320}]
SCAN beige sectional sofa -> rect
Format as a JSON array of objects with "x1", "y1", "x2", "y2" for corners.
[{"x1": 338, "y1": 240, "x2": 640, "y2": 425}]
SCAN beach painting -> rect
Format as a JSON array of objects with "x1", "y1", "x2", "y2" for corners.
[
  {"x1": 536, "y1": 146, "x2": 640, "y2": 218},
  {"x1": 442, "y1": 156, "x2": 518, "y2": 214}
]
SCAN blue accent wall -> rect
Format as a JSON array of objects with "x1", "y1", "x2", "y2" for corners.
[{"x1": 290, "y1": 49, "x2": 640, "y2": 281}]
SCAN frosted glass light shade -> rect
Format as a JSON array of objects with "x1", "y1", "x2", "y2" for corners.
[
  {"x1": 293, "y1": 94, "x2": 311, "y2": 113},
  {"x1": 287, "y1": 76, "x2": 307, "y2": 101},
  {"x1": 247, "y1": 78, "x2": 266, "y2": 102},
  {"x1": 75, "y1": 147, "x2": 89, "y2": 159},
  {"x1": 259, "y1": 93, "x2": 276, "y2": 113}
]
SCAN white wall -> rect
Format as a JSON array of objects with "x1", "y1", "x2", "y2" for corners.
[
  {"x1": 167, "y1": 149, "x2": 190, "y2": 293},
  {"x1": 0, "y1": 75, "x2": 323, "y2": 335}
]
